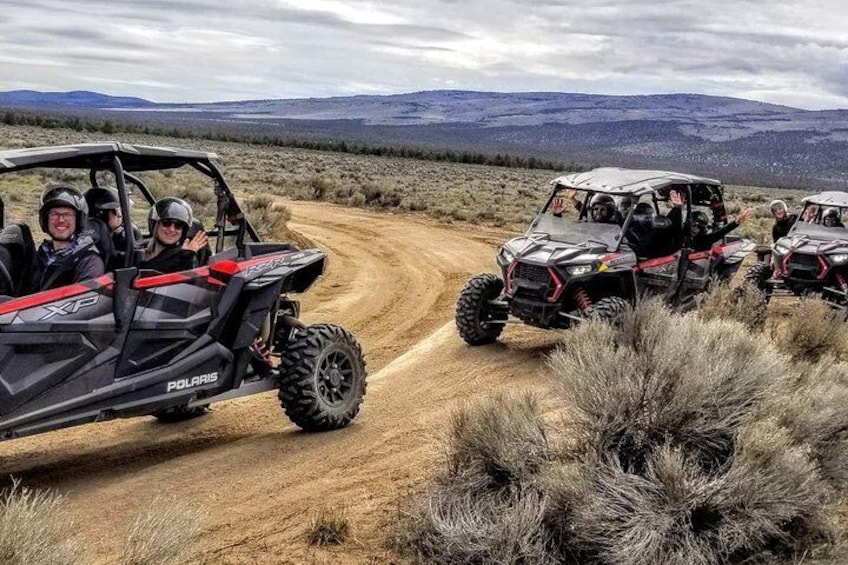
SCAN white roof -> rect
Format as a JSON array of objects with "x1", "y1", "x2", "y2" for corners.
[
  {"x1": 551, "y1": 167, "x2": 721, "y2": 196},
  {"x1": 801, "y1": 191, "x2": 848, "y2": 208}
]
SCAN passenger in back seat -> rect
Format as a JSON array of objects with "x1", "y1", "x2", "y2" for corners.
[{"x1": 84, "y1": 186, "x2": 143, "y2": 268}]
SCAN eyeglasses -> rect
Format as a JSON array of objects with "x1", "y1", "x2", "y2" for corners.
[
  {"x1": 48, "y1": 211, "x2": 75, "y2": 221},
  {"x1": 158, "y1": 219, "x2": 184, "y2": 229}
]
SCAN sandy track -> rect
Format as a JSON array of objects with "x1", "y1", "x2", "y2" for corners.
[{"x1": 0, "y1": 201, "x2": 561, "y2": 563}]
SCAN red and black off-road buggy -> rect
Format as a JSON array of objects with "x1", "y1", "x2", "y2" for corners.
[
  {"x1": 456, "y1": 168, "x2": 754, "y2": 344},
  {"x1": 0, "y1": 142, "x2": 366, "y2": 439}
]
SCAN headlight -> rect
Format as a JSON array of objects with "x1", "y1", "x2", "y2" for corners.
[
  {"x1": 566, "y1": 264, "x2": 593, "y2": 276},
  {"x1": 774, "y1": 244, "x2": 790, "y2": 255},
  {"x1": 830, "y1": 254, "x2": 848, "y2": 264},
  {"x1": 499, "y1": 246, "x2": 516, "y2": 264}
]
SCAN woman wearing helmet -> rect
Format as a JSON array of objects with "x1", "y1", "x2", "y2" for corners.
[
  {"x1": 31, "y1": 184, "x2": 105, "y2": 291},
  {"x1": 137, "y1": 197, "x2": 202, "y2": 273}
]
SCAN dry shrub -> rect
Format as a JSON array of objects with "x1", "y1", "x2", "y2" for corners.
[
  {"x1": 307, "y1": 506, "x2": 350, "y2": 546},
  {"x1": 119, "y1": 496, "x2": 201, "y2": 565},
  {"x1": 392, "y1": 392, "x2": 556, "y2": 564},
  {"x1": 445, "y1": 392, "x2": 552, "y2": 490},
  {"x1": 697, "y1": 281, "x2": 768, "y2": 331},
  {"x1": 0, "y1": 479, "x2": 81, "y2": 565},
  {"x1": 551, "y1": 300, "x2": 782, "y2": 474},
  {"x1": 242, "y1": 194, "x2": 313, "y2": 248},
  {"x1": 396, "y1": 302, "x2": 845, "y2": 565},
  {"x1": 774, "y1": 298, "x2": 848, "y2": 362},
  {"x1": 767, "y1": 358, "x2": 848, "y2": 489}
]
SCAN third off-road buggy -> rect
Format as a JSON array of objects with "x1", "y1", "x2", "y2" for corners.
[
  {"x1": 456, "y1": 167, "x2": 754, "y2": 344},
  {"x1": 0, "y1": 142, "x2": 366, "y2": 440},
  {"x1": 745, "y1": 191, "x2": 848, "y2": 309}
]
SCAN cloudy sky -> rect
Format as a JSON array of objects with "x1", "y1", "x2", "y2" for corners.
[{"x1": 1, "y1": 0, "x2": 846, "y2": 109}]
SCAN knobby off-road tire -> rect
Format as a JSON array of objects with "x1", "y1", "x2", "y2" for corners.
[
  {"x1": 153, "y1": 404, "x2": 209, "y2": 423},
  {"x1": 744, "y1": 263, "x2": 773, "y2": 300},
  {"x1": 455, "y1": 273, "x2": 506, "y2": 346},
  {"x1": 278, "y1": 324, "x2": 367, "y2": 432},
  {"x1": 589, "y1": 296, "x2": 630, "y2": 324}
]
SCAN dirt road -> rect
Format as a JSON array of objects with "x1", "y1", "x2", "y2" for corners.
[{"x1": 0, "y1": 201, "x2": 562, "y2": 564}]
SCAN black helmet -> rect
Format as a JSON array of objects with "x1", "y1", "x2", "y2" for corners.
[
  {"x1": 39, "y1": 184, "x2": 88, "y2": 235},
  {"x1": 631, "y1": 202, "x2": 655, "y2": 225},
  {"x1": 148, "y1": 197, "x2": 192, "y2": 243},
  {"x1": 823, "y1": 207, "x2": 840, "y2": 226},
  {"x1": 691, "y1": 210, "x2": 710, "y2": 228},
  {"x1": 84, "y1": 187, "x2": 121, "y2": 222},
  {"x1": 589, "y1": 194, "x2": 616, "y2": 223}
]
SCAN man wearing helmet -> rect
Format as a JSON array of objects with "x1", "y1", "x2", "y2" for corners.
[
  {"x1": 689, "y1": 208, "x2": 754, "y2": 251},
  {"x1": 84, "y1": 186, "x2": 143, "y2": 259},
  {"x1": 137, "y1": 197, "x2": 207, "y2": 273},
  {"x1": 554, "y1": 190, "x2": 629, "y2": 226},
  {"x1": 624, "y1": 190, "x2": 685, "y2": 258},
  {"x1": 822, "y1": 208, "x2": 845, "y2": 228},
  {"x1": 31, "y1": 184, "x2": 105, "y2": 292},
  {"x1": 769, "y1": 200, "x2": 797, "y2": 242}
]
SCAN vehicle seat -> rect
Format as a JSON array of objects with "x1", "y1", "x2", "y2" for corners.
[
  {"x1": 0, "y1": 222, "x2": 35, "y2": 296},
  {"x1": 82, "y1": 217, "x2": 115, "y2": 268}
]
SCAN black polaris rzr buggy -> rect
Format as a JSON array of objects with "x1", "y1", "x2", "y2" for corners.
[
  {"x1": 456, "y1": 167, "x2": 754, "y2": 344},
  {"x1": 745, "y1": 191, "x2": 848, "y2": 310},
  {"x1": 0, "y1": 142, "x2": 366, "y2": 440}
]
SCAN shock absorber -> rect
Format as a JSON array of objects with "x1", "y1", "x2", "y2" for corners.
[
  {"x1": 252, "y1": 336, "x2": 273, "y2": 366},
  {"x1": 573, "y1": 287, "x2": 593, "y2": 314}
]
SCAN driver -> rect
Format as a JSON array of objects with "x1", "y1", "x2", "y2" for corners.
[{"x1": 31, "y1": 185, "x2": 105, "y2": 292}]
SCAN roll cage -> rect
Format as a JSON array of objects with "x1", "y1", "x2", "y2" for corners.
[
  {"x1": 0, "y1": 142, "x2": 262, "y2": 266},
  {"x1": 535, "y1": 172, "x2": 729, "y2": 253}
]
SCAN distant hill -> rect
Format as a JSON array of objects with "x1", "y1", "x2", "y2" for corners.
[
  {"x1": 2, "y1": 89, "x2": 847, "y2": 189},
  {"x1": 0, "y1": 90, "x2": 152, "y2": 108}
]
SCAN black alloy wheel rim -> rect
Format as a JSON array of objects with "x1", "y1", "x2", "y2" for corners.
[{"x1": 317, "y1": 349, "x2": 355, "y2": 406}]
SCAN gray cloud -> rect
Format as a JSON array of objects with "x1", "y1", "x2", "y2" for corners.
[{"x1": 0, "y1": 0, "x2": 845, "y2": 109}]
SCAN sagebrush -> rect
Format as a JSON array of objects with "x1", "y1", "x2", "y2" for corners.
[{"x1": 395, "y1": 302, "x2": 846, "y2": 564}]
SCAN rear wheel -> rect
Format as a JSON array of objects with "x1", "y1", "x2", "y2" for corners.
[
  {"x1": 589, "y1": 296, "x2": 630, "y2": 324},
  {"x1": 455, "y1": 273, "x2": 507, "y2": 345},
  {"x1": 278, "y1": 324, "x2": 367, "y2": 431},
  {"x1": 744, "y1": 263, "x2": 773, "y2": 300}
]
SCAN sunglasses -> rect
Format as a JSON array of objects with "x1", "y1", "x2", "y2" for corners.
[{"x1": 158, "y1": 219, "x2": 184, "y2": 229}]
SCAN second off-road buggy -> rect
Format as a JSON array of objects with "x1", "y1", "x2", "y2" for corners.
[
  {"x1": 745, "y1": 191, "x2": 848, "y2": 309},
  {"x1": 0, "y1": 142, "x2": 366, "y2": 440},
  {"x1": 456, "y1": 167, "x2": 754, "y2": 344}
]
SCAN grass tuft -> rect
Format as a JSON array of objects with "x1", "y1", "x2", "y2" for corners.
[
  {"x1": 0, "y1": 478, "x2": 80, "y2": 565},
  {"x1": 119, "y1": 496, "x2": 202, "y2": 565},
  {"x1": 307, "y1": 506, "x2": 351, "y2": 546}
]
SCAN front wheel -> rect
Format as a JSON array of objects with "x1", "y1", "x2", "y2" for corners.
[
  {"x1": 455, "y1": 273, "x2": 507, "y2": 345},
  {"x1": 744, "y1": 263, "x2": 773, "y2": 300},
  {"x1": 589, "y1": 296, "x2": 630, "y2": 324},
  {"x1": 278, "y1": 324, "x2": 367, "y2": 431}
]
